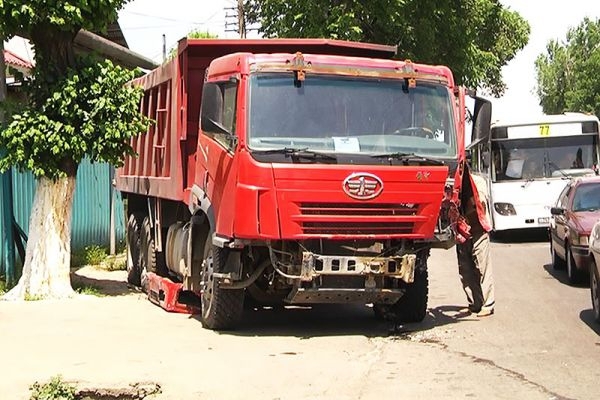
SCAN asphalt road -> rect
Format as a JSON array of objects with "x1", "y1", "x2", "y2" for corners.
[{"x1": 1, "y1": 231, "x2": 599, "y2": 399}]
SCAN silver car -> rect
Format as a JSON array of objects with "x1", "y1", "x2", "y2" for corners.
[{"x1": 587, "y1": 220, "x2": 600, "y2": 322}]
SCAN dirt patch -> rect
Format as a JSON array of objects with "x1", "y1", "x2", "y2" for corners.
[{"x1": 76, "y1": 382, "x2": 161, "y2": 399}]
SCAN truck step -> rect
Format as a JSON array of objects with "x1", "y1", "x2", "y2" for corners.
[{"x1": 146, "y1": 272, "x2": 201, "y2": 314}]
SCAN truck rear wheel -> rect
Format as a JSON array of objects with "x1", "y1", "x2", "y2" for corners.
[
  {"x1": 139, "y1": 216, "x2": 167, "y2": 292},
  {"x1": 200, "y1": 234, "x2": 244, "y2": 330},
  {"x1": 126, "y1": 212, "x2": 144, "y2": 287}
]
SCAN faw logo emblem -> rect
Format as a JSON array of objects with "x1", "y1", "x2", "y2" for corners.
[
  {"x1": 416, "y1": 171, "x2": 431, "y2": 181},
  {"x1": 342, "y1": 172, "x2": 384, "y2": 200}
]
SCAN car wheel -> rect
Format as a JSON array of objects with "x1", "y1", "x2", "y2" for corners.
[
  {"x1": 551, "y1": 242, "x2": 565, "y2": 270},
  {"x1": 591, "y1": 261, "x2": 600, "y2": 323},
  {"x1": 566, "y1": 245, "x2": 583, "y2": 285}
]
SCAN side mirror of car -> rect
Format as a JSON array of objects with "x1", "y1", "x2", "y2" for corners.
[{"x1": 550, "y1": 207, "x2": 565, "y2": 216}]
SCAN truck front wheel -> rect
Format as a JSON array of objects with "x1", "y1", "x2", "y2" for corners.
[
  {"x1": 374, "y1": 253, "x2": 429, "y2": 323},
  {"x1": 200, "y1": 234, "x2": 244, "y2": 330},
  {"x1": 389, "y1": 268, "x2": 429, "y2": 323}
]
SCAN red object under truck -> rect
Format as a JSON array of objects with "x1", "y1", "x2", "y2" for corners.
[{"x1": 115, "y1": 38, "x2": 491, "y2": 330}]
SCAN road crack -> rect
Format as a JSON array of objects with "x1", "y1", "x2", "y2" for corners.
[{"x1": 390, "y1": 330, "x2": 574, "y2": 400}]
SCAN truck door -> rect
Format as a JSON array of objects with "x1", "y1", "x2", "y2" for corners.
[{"x1": 197, "y1": 78, "x2": 240, "y2": 237}]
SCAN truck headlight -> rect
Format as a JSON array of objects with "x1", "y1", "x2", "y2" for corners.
[{"x1": 494, "y1": 202, "x2": 516, "y2": 216}]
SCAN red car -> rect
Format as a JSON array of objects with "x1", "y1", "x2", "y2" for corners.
[{"x1": 550, "y1": 176, "x2": 600, "y2": 284}]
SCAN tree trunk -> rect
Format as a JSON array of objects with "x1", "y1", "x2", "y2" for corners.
[{"x1": 3, "y1": 176, "x2": 76, "y2": 300}]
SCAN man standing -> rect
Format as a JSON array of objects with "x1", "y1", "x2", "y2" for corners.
[{"x1": 455, "y1": 168, "x2": 495, "y2": 317}]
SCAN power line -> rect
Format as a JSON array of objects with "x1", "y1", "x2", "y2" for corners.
[{"x1": 121, "y1": 9, "x2": 222, "y2": 26}]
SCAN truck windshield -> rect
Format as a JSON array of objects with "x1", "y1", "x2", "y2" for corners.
[
  {"x1": 491, "y1": 134, "x2": 599, "y2": 181},
  {"x1": 247, "y1": 73, "x2": 457, "y2": 159}
]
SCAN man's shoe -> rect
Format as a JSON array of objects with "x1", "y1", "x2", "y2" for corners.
[{"x1": 476, "y1": 308, "x2": 494, "y2": 317}]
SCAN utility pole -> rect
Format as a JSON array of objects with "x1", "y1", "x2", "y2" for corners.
[
  {"x1": 237, "y1": 0, "x2": 246, "y2": 39},
  {"x1": 162, "y1": 34, "x2": 166, "y2": 61},
  {"x1": 225, "y1": 0, "x2": 250, "y2": 38}
]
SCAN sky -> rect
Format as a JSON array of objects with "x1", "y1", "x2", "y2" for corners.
[
  {"x1": 6, "y1": 1, "x2": 600, "y2": 123},
  {"x1": 116, "y1": 0, "x2": 600, "y2": 123}
]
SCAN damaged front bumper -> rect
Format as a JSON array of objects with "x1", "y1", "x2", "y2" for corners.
[{"x1": 299, "y1": 251, "x2": 416, "y2": 283}]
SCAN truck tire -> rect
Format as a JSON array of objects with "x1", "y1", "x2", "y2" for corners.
[
  {"x1": 200, "y1": 233, "x2": 244, "y2": 330},
  {"x1": 373, "y1": 254, "x2": 429, "y2": 323},
  {"x1": 139, "y1": 216, "x2": 167, "y2": 292},
  {"x1": 126, "y1": 212, "x2": 144, "y2": 287},
  {"x1": 390, "y1": 268, "x2": 429, "y2": 323}
]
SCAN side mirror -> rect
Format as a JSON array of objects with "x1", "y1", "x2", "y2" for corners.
[
  {"x1": 550, "y1": 207, "x2": 565, "y2": 216},
  {"x1": 469, "y1": 93, "x2": 492, "y2": 145}
]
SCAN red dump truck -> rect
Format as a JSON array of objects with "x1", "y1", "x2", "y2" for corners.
[{"x1": 115, "y1": 38, "x2": 491, "y2": 330}]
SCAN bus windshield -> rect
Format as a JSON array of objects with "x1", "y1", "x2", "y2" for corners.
[
  {"x1": 491, "y1": 134, "x2": 598, "y2": 181},
  {"x1": 247, "y1": 73, "x2": 457, "y2": 159}
]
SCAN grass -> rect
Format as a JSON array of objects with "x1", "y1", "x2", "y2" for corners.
[
  {"x1": 24, "y1": 293, "x2": 45, "y2": 301},
  {"x1": 71, "y1": 245, "x2": 127, "y2": 272},
  {"x1": 0, "y1": 276, "x2": 6, "y2": 296},
  {"x1": 71, "y1": 245, "x2": 107, "y2": 268},
  {"x1": 101, "y1": 253, "x2": 127, "y2": 271},
  {"x1": 72, "y1": 281, "x2": 104, "y2": 297},
  {"x1": 29, "y1": 375, "x2": 76, "y2": 400}
]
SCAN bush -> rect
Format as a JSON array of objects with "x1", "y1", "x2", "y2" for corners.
[
  {"x1": 71, "y1": 245, "x2": 107, "y2": 268},
  {"x1": 29, "y1": 375, "x2": 76, "y2": 400}
]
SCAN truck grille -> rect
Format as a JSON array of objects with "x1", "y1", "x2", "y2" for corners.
[
  {"x1": 299, "y1": 202, "x2": 418, "y2": 216},
  {"x1": 298, "y1": 202, "x2": 417, "y2": 235}
]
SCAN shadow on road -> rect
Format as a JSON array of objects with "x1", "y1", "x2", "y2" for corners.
[
  {"x1": 491, "y1": 228, "x2": 549, "y2": 244},
  {"x1": 70, "y1": 271, "x2": 139, "y2": 297},
  {"x1": 579, "y1": 309, "x2": 600, "y2": 337},
  {"x1": 205, "y1": 302, "x2": 474, "y2": 338},
  {"x1": 543, "y1": 263, "x2": 589, "y2": 288}
]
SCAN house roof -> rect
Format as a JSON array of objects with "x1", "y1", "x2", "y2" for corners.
[{"x1": 3, "y1": 48, "x2": 33, "y2": 70}]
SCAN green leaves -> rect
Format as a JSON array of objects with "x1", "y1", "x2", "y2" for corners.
[
  {"x1": 0, "y1": 0, "x2": 132, "y2": 38},
  {"x1": 245, "y1": 0, "x2": 530, "y2": 96},
  {"x1": 536, "y1": 17, "x2": 600, "y2": 117},
  {"x1": 0, "y1": 59, "x2": 150, "y2": 180}
]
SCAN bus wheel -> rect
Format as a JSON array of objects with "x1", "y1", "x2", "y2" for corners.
[{"x1": 200, "y1": 233, "x2": 244, "y2": 330}]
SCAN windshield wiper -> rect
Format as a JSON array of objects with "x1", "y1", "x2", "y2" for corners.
[
  {"x1": 547, "y1": 161, "x2": 571, "y2": 179},
  {"x1": 253, "y1": 147, "x2": 337, "y2": 160},
  {"x1": 371, "y1": 152, "x2": 445, "y2": 166}
]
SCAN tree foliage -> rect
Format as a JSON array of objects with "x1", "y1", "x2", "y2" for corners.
[
  {"x1": 168, "y1": 29, "x2": 218, "y2": 60},
  {"x1": 0, "y1": 58, "x2": 147, "y2": 179},
  {"x1": 535, "y1": 17, "x2": 600, "y2": 117},
  {"x1": 0, "y1": 0, "x2": 149, "y2": 179},
  {"x1": 245, "y1": 0, "x2": 530, "y2": 96}
]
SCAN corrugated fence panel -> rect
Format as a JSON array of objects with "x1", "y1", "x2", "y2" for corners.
[
  {"x1": 11, "y1": 167, "x2": 35, "y2": 236},
  {"x1": 8, "y1": 159, "x2": 125, "y2": 252}
]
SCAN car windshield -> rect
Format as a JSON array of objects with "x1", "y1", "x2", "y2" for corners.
[
  {"x1": 247, "y1": 73, "x2": 457, "y2": 159},
  {"x1": 573, "y1": 183, "x2": 600, "y2": 212},
  {"x1": 490, "y1": 134, "x2": 598, "y2": 181}
]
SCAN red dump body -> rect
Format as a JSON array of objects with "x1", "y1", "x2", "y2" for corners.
[{"x1": 116, "y1": 38, "x2": 464, "y2": 242}]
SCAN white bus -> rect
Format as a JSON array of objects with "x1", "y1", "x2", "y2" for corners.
[{"x1": 468, "y1": 113, "x2": 600, "y2": 233}]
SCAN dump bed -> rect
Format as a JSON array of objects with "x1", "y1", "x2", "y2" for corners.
[{"x1": 115, "y1": 38, "x2": 397, "y2": 202}]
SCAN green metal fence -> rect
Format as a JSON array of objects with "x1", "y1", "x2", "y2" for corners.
[{"x1": 0, "y1": 159, "x2": 125, "y2": 277}]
